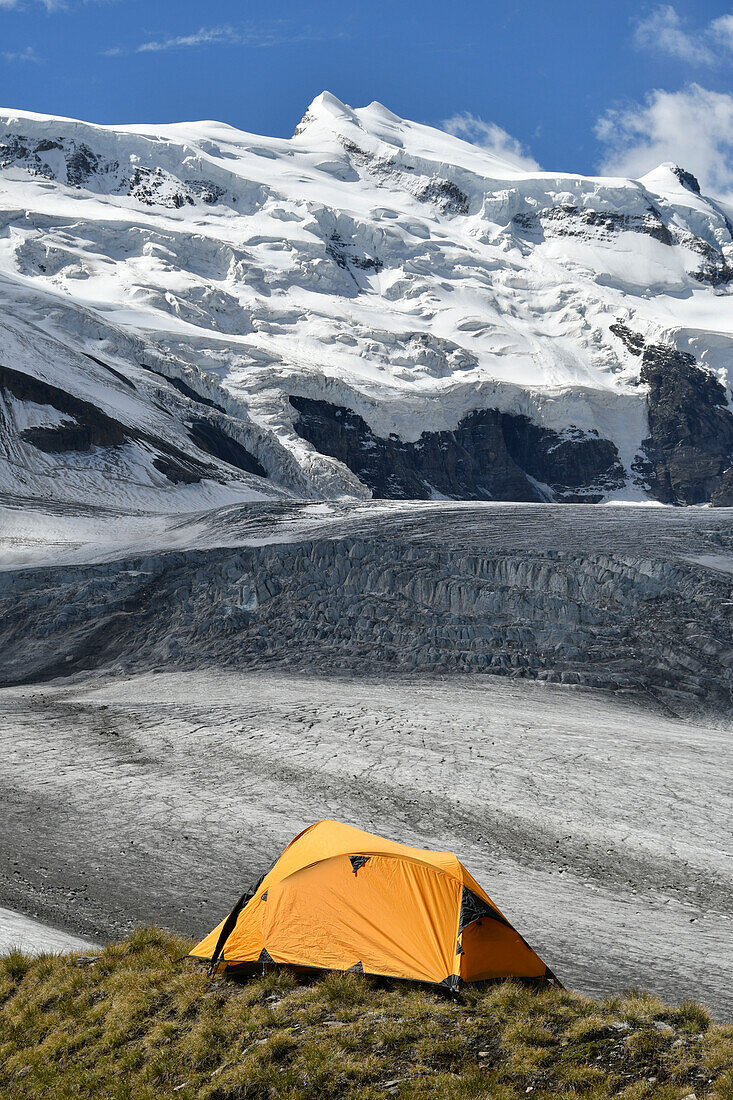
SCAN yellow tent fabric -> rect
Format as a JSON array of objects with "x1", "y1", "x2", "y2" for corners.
[{"x1": 191, "y1": 820, "x2": 554, "y2": 990}]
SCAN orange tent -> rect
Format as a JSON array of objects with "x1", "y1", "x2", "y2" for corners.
[{"x1": 191, "y1": 820, "x2": 558, "y2": 991}]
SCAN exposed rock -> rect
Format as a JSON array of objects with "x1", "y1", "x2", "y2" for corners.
[
  {"x1": 151, "y1": 455, "x2": 205, "y2": 485},
  {"x1": 500, "y1": 417, "x2": 625, "y2": 502},
  {"x1": 65, "y1": 143, "x2": 106, "y2": 188},
  {"x1": 186, "y1": 179, "x2": 226, "y2": 205},
  {"x1": 609, "y1": 323, "x2": 645, "y2": 358},
  {"x1": 0, "y1": 361, "x2": 255, "y2": 487},
  {"x1": 325, "y1": 230, "x2": 383, "y2": 274},
  {"x1": 416, "y1": 179, "x2": 469, "y2": 215},
  {"x1": 0, "y1": 131, "x2": 228, "y2": 209},
  {"x1": 1, "y1": 362, "x2": 128, "y2": 450},
  {"x1": 290, "y1": 397, "x2": 625, "y2": 502},
  {"x1": 146, "y1": 368, "x2": 225, "y2": 411},
  {"x1": 128, "y1": 166, "x2": 193, "y2": 209},
  {"x1": 690, "y1": 257, "x2": 733, "y2": 287},
  {"x1": 671, "y1": 167, "x2": 701, "y2": 194},
  {"x1": 20, "y1": 423, "x2": 107, "y2": 454},
  {"x1": 513, "y1": 205, "x2": 673, "y2": 245},
  {"x1": 633, "y1": 344, "x2": 733, "y2": 505},
  {"x1": 290, "y1": 397, "x2": 538, "y2": 501},
  {"x1": 83, "y1": 353, "x2": 137, "y2": 391},
  {"x1": 186, "y1": 418, "x2": 267, "y2": 477}
]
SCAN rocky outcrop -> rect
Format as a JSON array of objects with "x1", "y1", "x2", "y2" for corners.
[
  {"x1": 1, "y1": 362, "x2": 128, "y2": 451},
  {"x1": 671, "y1": 166, "x2": 701, "y2": 194},
  {"x1": 619, "y1": 341, "x2": 733, "y2": 505},
  {"x1": 513, "y1": 205, "x2": 673, "y2": 245},
  {"x1": 0, "y1": 362, "x2": 264, "y2": 485},
  {"x1": 186, "y1": 418, "x2": 267, "y2": 478},
  {"x1": 325, "y1": 231, "x2": 383, "y2": 274},
  {"x1": 290, "y1": 397, "x2": 625, "y2": 502},
  {"x1": 0, "y1": 132, "x2": 228, "y2": 209},
  {"x1": 500, "y1": 417, "x2": 625, "y2": 501},
  {"x1": 514, "y1": 202, "x2": 733, "y2": 284},
  {"x1": 416, "y1": 179, "x2": 469, "y2": 215}
]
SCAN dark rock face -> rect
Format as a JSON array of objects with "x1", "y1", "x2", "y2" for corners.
[
  {"x1": 690, "y1": 254, "x2": 733, "y2": 287},
  {"x1": 671, "y1": 166, "x2": 701, "y2": 194},
  {"x1": 82, "y1": 353, "x2": 137, "y2": 391},
  {"x1": 186, "y1": 418, "x2": 267, "y2": 477},
  {"x1": 417, "y1": 179, "x2": 469, "y2": 215},
  {"x1": 20, "y1": 423, "x2": 109, "y2": 453},
  {"x1": 675, "y1": 229, "x2": 733, "y2": 286},
  {"x1": 0, "y1": 132, "x2": 228, "y2": 209},
  {"x1": 1, "y1": 363, "x2": 128, "y2": 451},
  {"x1": 628, "y1": 342, "x2": 733, "y2": 505},
  {"x1": 501, "y1": 417, "x2": 625, "y2": 501},
  {"x1": 151, "y1": 455, "x2": 205, "y2": 485},
  {"x1": 145, "y1": 368, "x2": 225, "y2": 412},
  {"x1": 291, "y1": 397, "x2": 534, "y2": 500},
  {"x1": 0, "y1": 362, "x2": 259, "y2": 487},
  {"x1": 290, "y1": 396, "x2": 625, "y2": 502},
  {"x1": 609, "y1": 323, "x2": 645, "y2": 357},
  {"x1": 513, "y1": 205, "x2": 673, "y2": 245},
  {"x1": 325, "y1": 231, "x2": 383, "y2": 274}
]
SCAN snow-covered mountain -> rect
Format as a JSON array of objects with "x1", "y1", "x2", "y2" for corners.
[{"x1": 2, "y1": 90, "x2": 733, "y2": 511}]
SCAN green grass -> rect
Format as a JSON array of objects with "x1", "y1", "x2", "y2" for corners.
[{"x1": 0, "y1": 927, "x2": 731, "y2": 1099}]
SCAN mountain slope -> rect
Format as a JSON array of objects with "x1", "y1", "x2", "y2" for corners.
[{"x1": 1, "y1": 91, "x2": 733, "y2": 509}]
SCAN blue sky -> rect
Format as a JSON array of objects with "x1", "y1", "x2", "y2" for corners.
[{"x1": 2, "y1": 0, "x2": 733, "y2": 191}]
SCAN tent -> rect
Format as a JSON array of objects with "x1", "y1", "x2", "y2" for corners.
[{"x1": 191, "y1": 820, "x2": 559, "y2": 991}]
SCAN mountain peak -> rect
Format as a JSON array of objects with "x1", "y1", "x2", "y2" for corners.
[
  {"x1": 639, "y1": 161, "x2": 703, "y2": 198},
  {"x1": 362, "y1": 100, "x2": 402, "y2": 124},
  {"x1": 293, "y1": 91, "x2": 357, "y2": 137}
]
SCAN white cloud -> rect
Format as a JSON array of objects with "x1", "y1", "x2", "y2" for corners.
[
  {"x1": 634, "y1": 5, "x2": 715, "y2": 63},
  {"x1": 136, "y1": 25, "x2": 239, "y2": 53},
  {"x1": 0, "y1": 0, "x2": 93, "y2": 9},
  {"x1": 441, "y1": 112, "x2": 540, "y2": 171},
  {"x1": 710, "y1": 12, "x2": 733, "y2": 51},
  {"x1": 596, "y1": 84, "x2": 733, "y2": 201},
  {"x1": 104, "y1": 22, "x2": 346, "y2": 56},
  {"x1": 634, "y1": 4, "x2": 733, "y2": 65},
  {"x1": 2, "y1": 44, "x2": 41, "y2": 60}
]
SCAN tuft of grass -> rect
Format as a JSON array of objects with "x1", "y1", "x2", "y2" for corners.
[{"x1": 0, "y1": 928, "x2": 729, "y2": 1099}]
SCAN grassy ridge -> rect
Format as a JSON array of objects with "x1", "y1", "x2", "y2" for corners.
[{"x1": 0, "y1": 928, "x2": 731, "y2": 1099}]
